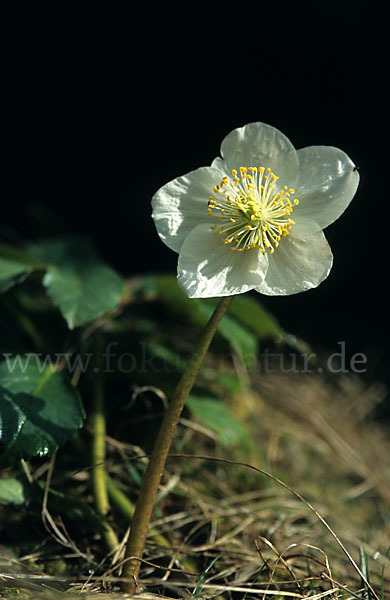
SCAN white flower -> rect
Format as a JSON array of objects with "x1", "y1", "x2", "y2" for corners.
[{"x1": 152, "y1": 122, "x2": 359, "y2": 298}]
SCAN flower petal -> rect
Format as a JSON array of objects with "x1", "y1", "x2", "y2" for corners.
[
  {"x1": 255, "y1": 230, "x2": 333, "y2": 296},
  {"x1": 212, "y1": 122, "x2": 299, "y2": 188},
  {"x1": 293, "y1": 146, "x2": 359, "y2": 235},
  {"x1": 152, "y1": 166, "x2": 224, "y2": 253},
  {"x1": 178, "y1": 223, "x2": 269, "y2": 298}
]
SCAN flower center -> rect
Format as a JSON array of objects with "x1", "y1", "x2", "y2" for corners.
[{"x1": 208, "y1": 167, "x2": 299, "y2": 253}]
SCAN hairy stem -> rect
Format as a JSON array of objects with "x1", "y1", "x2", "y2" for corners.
[{"x1": 121, "y1": 295, "x2": 234, "y2": 593}]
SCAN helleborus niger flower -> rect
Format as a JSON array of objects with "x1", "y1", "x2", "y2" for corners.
[{"x1": 152, "y1": 122, "x2": 359, "y2": 298}]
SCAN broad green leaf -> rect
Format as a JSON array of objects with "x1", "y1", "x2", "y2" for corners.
[
  {"x1": 28, "y1": 237, "x2": 124, "y2": 329},
  {"x1": 187, "y1": 395, "x2": 250, "y2": 448},
  {"x1": 0, "y1": 258, "x2": 33, "y2": 293},
  {"x1": 44, "y1": 263, "x2": 124, "y2": 329},
  {"x1": 0, "y1": 361, "x2": 85, "y2": 466},
  {"x1": 0, "y1": 243, "x2": 43, "y2": 266},
  {"x1": 27, "y1": 237, "x2": 97, "y2": 268},
  {"x1": 0, "y1": 477, "x2": 31, "y2": 505},
  {"x1": 0, "y1": 243, "x2": 44, "y2": 293}
]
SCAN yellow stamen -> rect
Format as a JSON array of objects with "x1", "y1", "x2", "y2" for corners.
[{"x1": 208, "y1": 165, "x2": 299, "y2": 254}]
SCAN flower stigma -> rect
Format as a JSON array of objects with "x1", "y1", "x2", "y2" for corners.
[{"x1": 208, "y1": 167, "x2": 299, "y2": 253}]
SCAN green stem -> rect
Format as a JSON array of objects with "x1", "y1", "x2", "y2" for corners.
[
  {"x1": 121, "y1": 295, "x2": 234, "y2": 593},
  {"x1": 91, "y1": 333, "x2": 119, "y2": 553}
]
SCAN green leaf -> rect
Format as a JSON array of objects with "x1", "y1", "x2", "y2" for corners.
[
  {"x1": 28, "y1": 237, "x2": 124, "y2": 329},
  {"x1": 43, "y1": 263, "x2": 124, "y2": 329},
  {"x1": 27, "y1": 237, "x2": 98, "y2": 267},
  {"x1": 187, "y1": 395, "x2": 250, "y2": 448},
  {"x1": 0, "y1": 243, "x2": 43, "y2": 266},
  {"x1": 0, "y1": 243, "x2": 44, "y2": 293},
  {"x1": 0, "y1": 259, "x2": 32, "y2": 293},
  {"x1": 0, "y1": 478, "x2": 31, "y2": 505},
  {"x1": 0, "y1": 361, "x2": 85, "y2": 466}
]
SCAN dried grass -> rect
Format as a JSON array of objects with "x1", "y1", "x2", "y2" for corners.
[{"x1": 0, "y1": 370, "x2": 389, "y2": 599}]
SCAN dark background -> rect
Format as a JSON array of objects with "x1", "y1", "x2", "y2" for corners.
[{"x1": 9, "y1": 3, "x2": 387, "y2": 387}]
